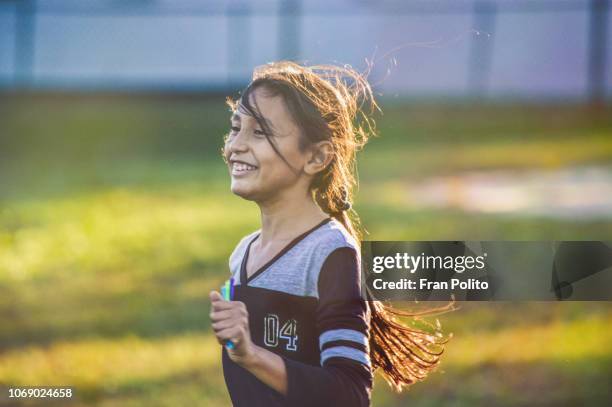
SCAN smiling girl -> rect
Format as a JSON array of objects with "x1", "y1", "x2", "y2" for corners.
[{"x1": 209, "y1": 61, "x2": 448, "y2": 407}]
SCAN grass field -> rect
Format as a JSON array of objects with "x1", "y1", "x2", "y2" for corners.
[{"x1": 0, "y1": 94, "x2": 611, "y2": 406}]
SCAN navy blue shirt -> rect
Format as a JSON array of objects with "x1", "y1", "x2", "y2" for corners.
[{"x1": 222, "y1": 218, "x2": 372, "y2": 406}]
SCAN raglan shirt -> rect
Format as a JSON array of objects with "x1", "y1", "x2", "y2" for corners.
[{"x1": 222, "y1": 218, "x2": 373, "y2": 407}]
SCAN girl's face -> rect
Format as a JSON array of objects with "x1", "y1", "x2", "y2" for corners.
[{"x1": 223, "y1": 87, "x2": 313, "y2": 203}]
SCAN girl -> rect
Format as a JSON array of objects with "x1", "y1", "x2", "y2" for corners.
[{"x1": 209, "y1": 61, "x2": 449, "y2": 407}]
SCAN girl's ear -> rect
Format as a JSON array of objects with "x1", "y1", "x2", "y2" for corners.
[{"x1": 304, "y1": 141, "x2": 334, "y2": 175}]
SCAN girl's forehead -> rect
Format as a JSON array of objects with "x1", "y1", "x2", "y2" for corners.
[
  {"x1": 238, "y1": 91, "x2": 286, "y2": 118},
  {"x1": 233, "y1": 92, "x2": 297, "y2": 133}
]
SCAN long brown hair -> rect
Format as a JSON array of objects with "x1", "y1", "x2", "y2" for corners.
[{"x1": 226, "y1": 61, "x2": 454, "y2": 392}]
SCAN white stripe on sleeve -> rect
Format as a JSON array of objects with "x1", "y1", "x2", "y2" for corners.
[
  {"x1": 319, "y1": 328, "x2": 368, "y2": 349},
  {"x1": 320, "y1": 346, "x2": 371, "y2": 367}
]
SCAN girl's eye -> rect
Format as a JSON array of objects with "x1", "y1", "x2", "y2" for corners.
[{"x1": 228, "y1": 126, "x2": 266, "y2": 138}]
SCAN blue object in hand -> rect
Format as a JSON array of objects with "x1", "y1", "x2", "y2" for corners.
[{"x1": 221, "y1": 278, "x2": 235, "y2": 350}]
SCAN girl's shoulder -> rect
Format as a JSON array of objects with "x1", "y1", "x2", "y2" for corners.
[
  {"x1": 290, "y1": 218, "x2": 360, "y2": 298},
  {"x1": 308, "y1": 218, "x2": 359, "y2": 254}
]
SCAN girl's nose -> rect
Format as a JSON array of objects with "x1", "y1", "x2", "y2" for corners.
[{"x1": 227, "y1": 131, "x2": 249, "y2": 154}]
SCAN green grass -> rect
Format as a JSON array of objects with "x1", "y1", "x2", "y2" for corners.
[{"x1": 0, "y1": 95, "x2": 611, "y2": 406}]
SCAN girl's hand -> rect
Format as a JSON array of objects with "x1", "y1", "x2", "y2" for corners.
[{"x1": 209, "y1": 290, "x2": 255, "y2": 366}]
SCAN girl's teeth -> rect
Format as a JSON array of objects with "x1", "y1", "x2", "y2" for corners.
[{"x1": 234, "y1": 163, "x2": 256, "y2": 171}]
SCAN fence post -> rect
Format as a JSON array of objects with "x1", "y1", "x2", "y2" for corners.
[
  {"x1": 468, "y1": 1, "x2": 497, "y2": 98},
  {"x1": 14, "y1": 0, "x2": 36, "y2": 88},
  {"x1": 278, "y1": 0, "x2": 301, "y2": 61},
  {"x1": 588, "y1": 0, "x2": 609, "y2": 106},
  {"x1": 226, "y1": 1, "x2": 252, "y2": 89}
]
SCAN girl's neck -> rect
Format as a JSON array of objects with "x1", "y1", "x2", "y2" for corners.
[{"x1": 257, "y1": 194, "x2": 329, "y2": 247}]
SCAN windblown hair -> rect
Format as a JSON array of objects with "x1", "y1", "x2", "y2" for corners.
[{"x1": 224, "y1": 61, "x2": 454, "y2": 392}]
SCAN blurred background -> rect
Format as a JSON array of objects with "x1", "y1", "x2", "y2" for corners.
[{"x1": 0, "y1": 0, "x2": 611, "y2": 406}]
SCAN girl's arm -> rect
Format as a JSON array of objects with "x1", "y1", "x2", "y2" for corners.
[
  {"x1": 282, "y1": 246, "x2": 372, "y2": 406},
  {"x1": 234, "y1": 333, "x2": 290, "y2": 395}
]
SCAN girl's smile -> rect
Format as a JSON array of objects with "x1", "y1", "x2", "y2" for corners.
[{"x1": 229, "y1": 160, "x2": 258, "y2": 177}]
